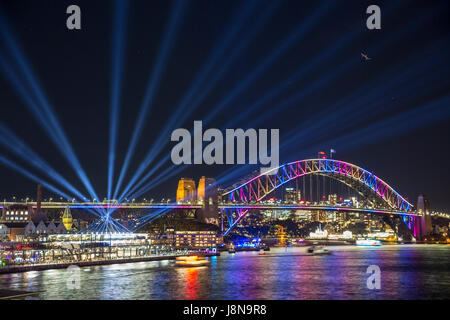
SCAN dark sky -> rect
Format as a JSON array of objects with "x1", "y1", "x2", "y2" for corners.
[{"x1": 0, "y1": 0, "x2": 449, "y2": 211}]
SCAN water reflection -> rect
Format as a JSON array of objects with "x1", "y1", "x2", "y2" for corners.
[{"x1": 0, "y1": 245, "x2": 449, "y2": 300}]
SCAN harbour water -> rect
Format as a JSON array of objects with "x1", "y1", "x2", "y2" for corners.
[{"x1": 1, "y1": 245, "x2": 449, "y2": 300}]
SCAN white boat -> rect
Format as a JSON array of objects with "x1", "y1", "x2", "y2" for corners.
[
  {"x1": 356, "y1": 239, "x2": 382, "y2": 246},
  {"x1": 307, "y1": 245, "x2": 331, "y2": 255}
]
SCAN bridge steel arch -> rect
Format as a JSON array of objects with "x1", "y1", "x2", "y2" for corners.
[{"x1": 222, "y1": 159, "x2": 413, "y2": 212}]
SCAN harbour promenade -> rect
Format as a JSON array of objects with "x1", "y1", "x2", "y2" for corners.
[{"x1": 0, "y1": 250, "x2": 219, "y2": 274}]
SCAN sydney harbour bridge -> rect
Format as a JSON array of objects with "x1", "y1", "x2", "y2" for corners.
[{"x1": 0, "y1": 158, "x2": 430, "y2": 241}]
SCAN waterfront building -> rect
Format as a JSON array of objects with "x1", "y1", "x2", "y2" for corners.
[
  {"x1": 196, "y1": 177, "x2": 219, "y2": 223},
  {"x1": 197, "y1": 177, "x2": 216, "y2": 205},
  {"x1": 328, "y1": 194, "x2": 338, "y2": 205},
  {"x1": 309, "y1": 226, "x2": 328, "y2": 239},
  {"x1": 296, "y1": 210, "x2": 311, "y2": 221},
  {"x1": 311, "y1": 210, "x2": 327, "y2": 222}
]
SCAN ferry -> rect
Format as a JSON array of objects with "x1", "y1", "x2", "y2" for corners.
[
  {"x1": 356, "y1": 239, "x2": 382, "y2": 246},
  {"x1": 228, "y1": 243, "x2": 236, "y2": 254},
  {"x1": 175, "y1": 256, "x2": 210, "y2": 267}
]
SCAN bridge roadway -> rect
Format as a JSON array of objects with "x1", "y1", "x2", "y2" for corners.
[{"x1": 0, "y1": 202, "x2": 419, "y2": 216}]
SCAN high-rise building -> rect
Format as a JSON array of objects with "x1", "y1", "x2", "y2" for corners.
[
  {"x1": 284, "y1": 187, "x2": 301, "y2": 203},
  {"x1": 36, "y1": 184, "x2": 42, "y2": 220},
  {"x1": 176, "y1": 178, "x2": 196, "y2": 203}
]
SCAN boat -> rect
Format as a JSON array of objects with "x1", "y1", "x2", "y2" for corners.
[
  {"x1": 175, "y1": 255, "x2": 210, "y2": 267},
  {"x1": 228, "y1": 243, "x2": 236, "y2": 253},
  {"x1": 307, "y1": 245, "x2": 331, "y2": 255},
  {"x1": 258, "y1": 249, "x2": 265, "y2": 256},
  {"x1": 356, "y1": 239, "x2": 382, "y2": 246}
]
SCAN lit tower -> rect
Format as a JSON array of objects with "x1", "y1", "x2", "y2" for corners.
[{"x1": 197, "y1": 177, "x2": 218, "y2": 224}]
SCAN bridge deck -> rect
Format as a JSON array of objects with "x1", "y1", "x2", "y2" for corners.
[{"x1": 0, "y1": 202, "x2": 418, "y2": 216}]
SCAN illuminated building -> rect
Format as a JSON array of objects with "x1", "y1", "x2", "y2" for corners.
[
  {"x1": 36, "y1": 184, "x2": 42, "y2": 216},
  {"x1": 275, "y1": 225, "x2": 286, "y2": 246},
  {"x1": 174, "y1": 231, "x2": 221, "y2": 248},
  {"x1": 176, "y1": 178, "x2": 196, "y2": 203},
  {"x1": 309, "y1": 226, "x2": 328, "y2": 239},
  {"x1": 311, "y1": 210, "x2": 327, "y2": 222},
  {"x1": 3, "y1": 208, "x2": 30, "y2": 222},
  {"x1": 62, "y1": 206, "x2": 73, "y2": 231},
  {"x1": 327, "y1": 231, "x2": 353, "y2": 240}
]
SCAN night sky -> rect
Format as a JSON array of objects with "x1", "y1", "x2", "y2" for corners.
[{"x1": 0, "y1": 0, "x2": 449, "y2": 210}]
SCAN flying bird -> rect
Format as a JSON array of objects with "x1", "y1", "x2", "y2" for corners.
[{"x1": 361, "y1": 52, "x2": 372, "y2": 61}]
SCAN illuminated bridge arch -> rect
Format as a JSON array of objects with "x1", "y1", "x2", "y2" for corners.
[{"x1": 222, "y1": 159, "x2": 413, "y2": 212}]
